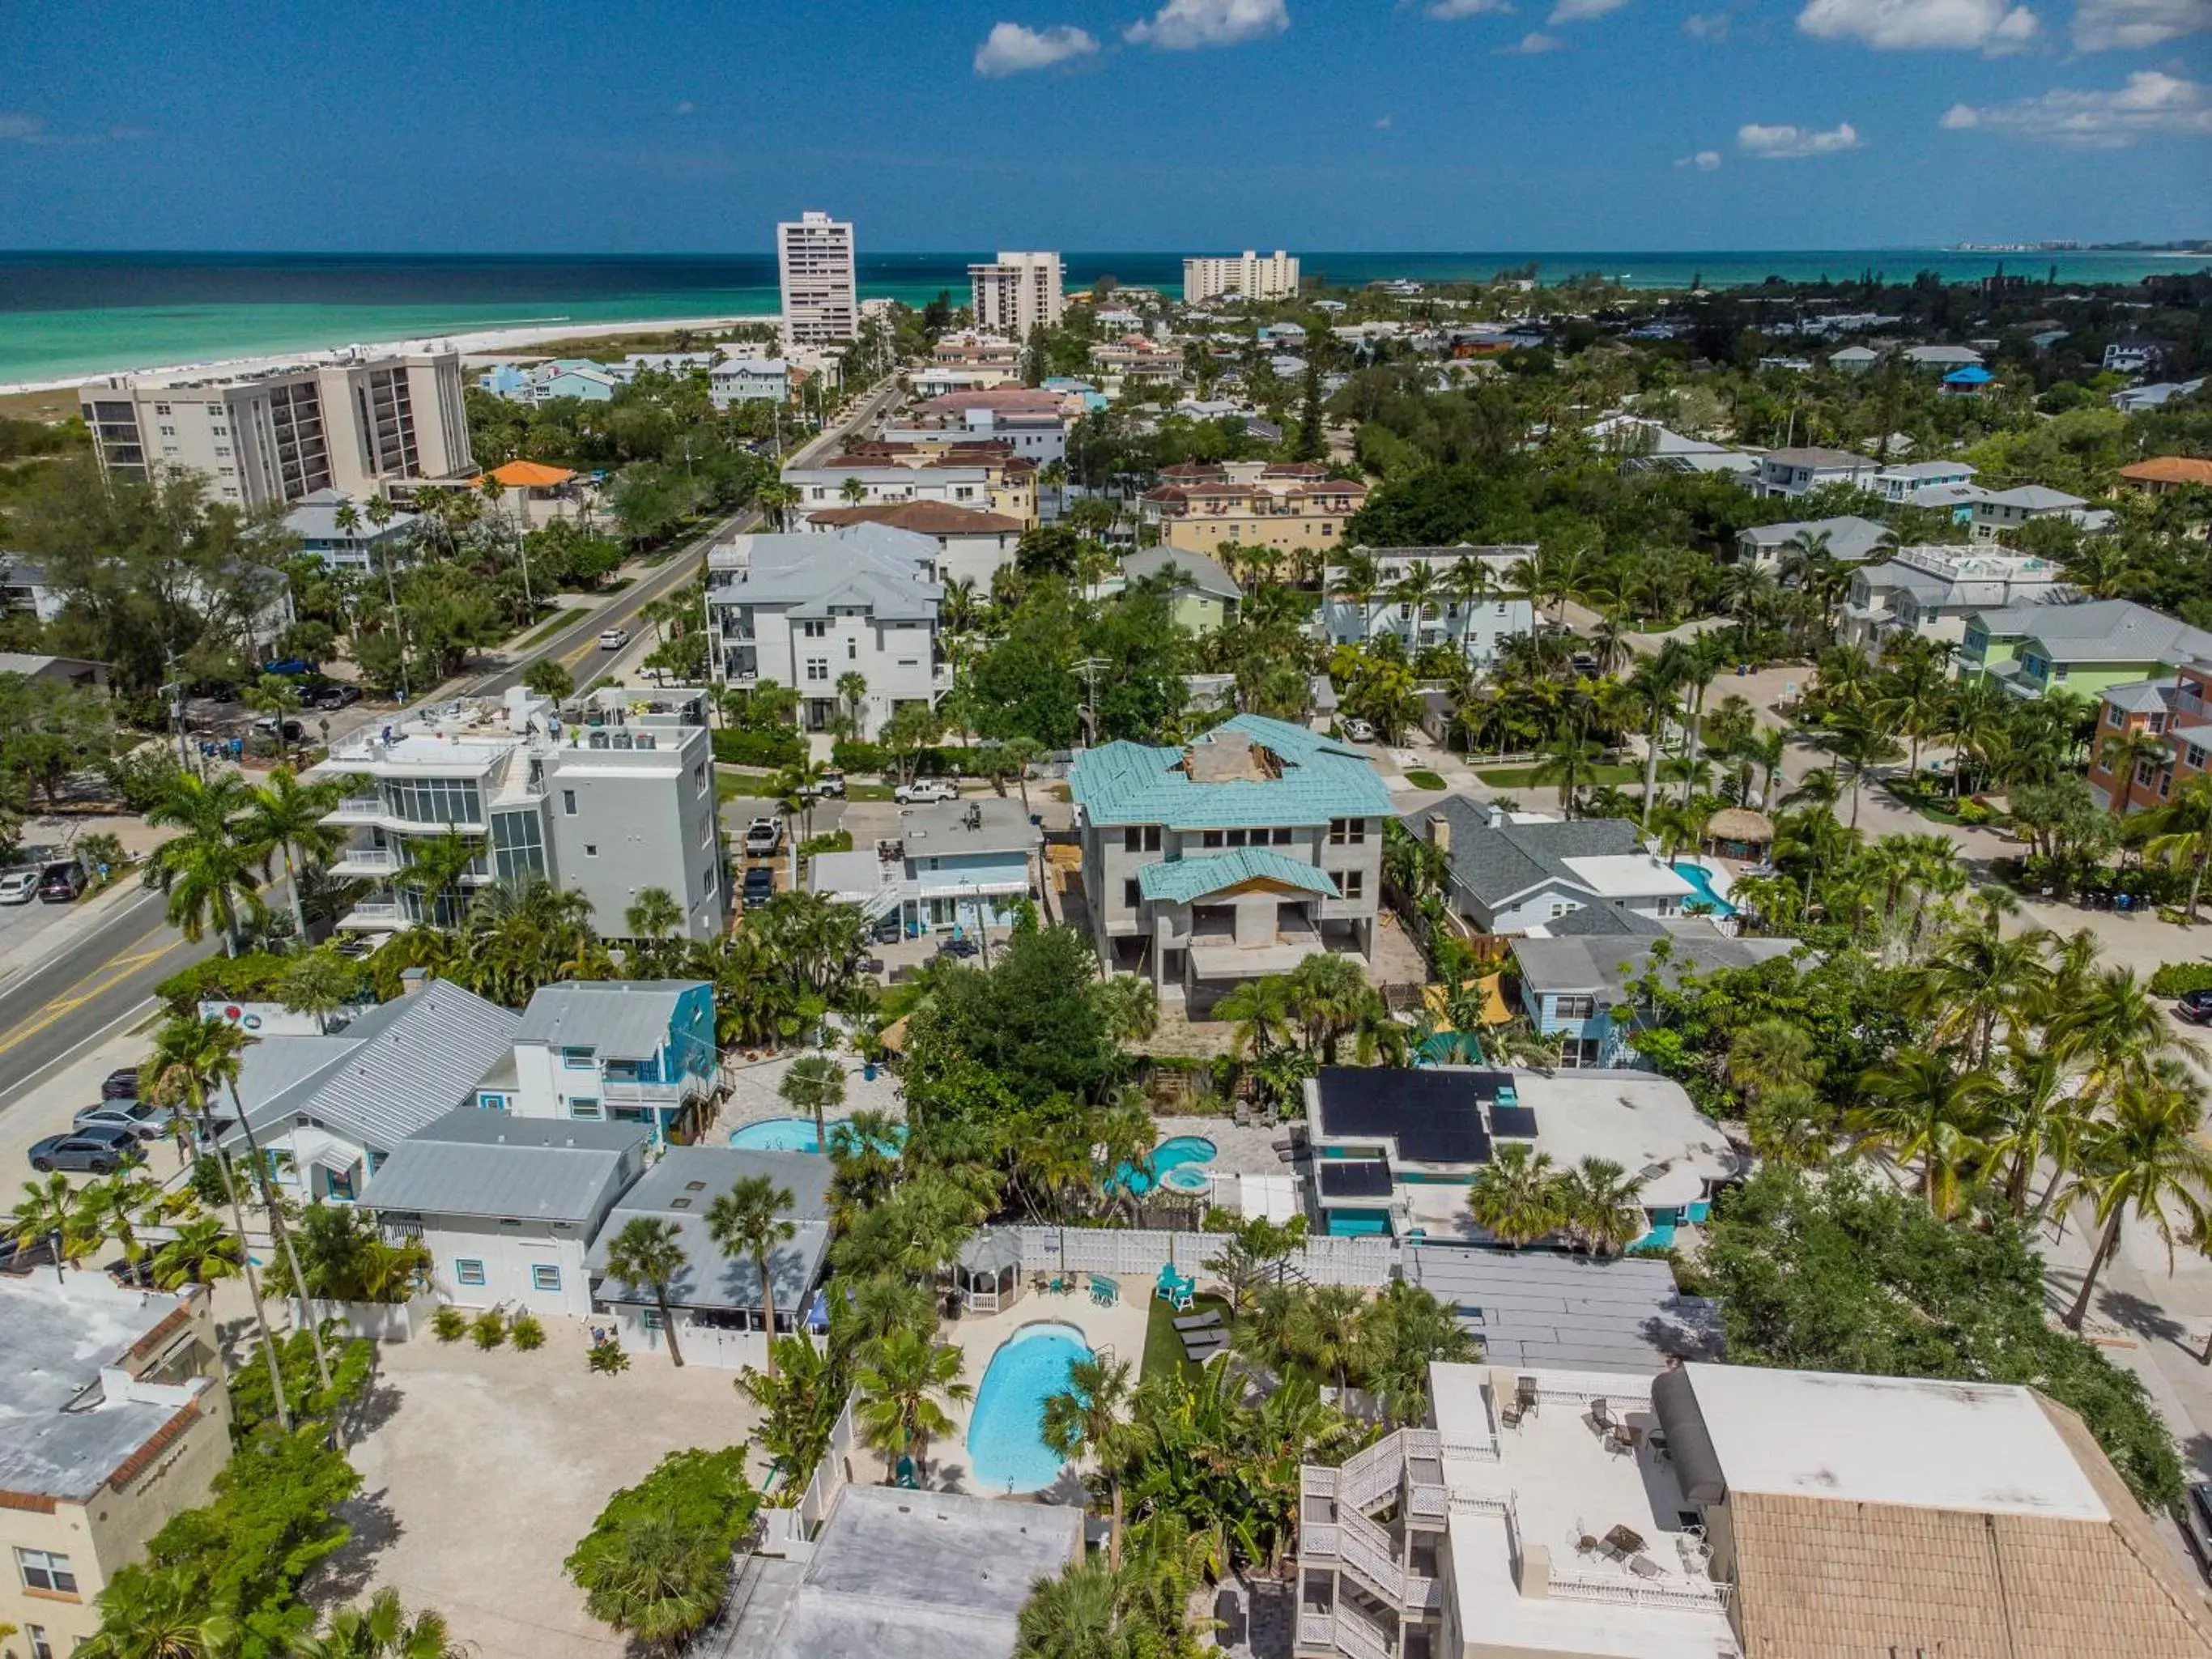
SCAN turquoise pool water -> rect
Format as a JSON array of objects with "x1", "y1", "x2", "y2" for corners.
[
  {"x1": 1672, "y1": 861, "x2": 1738, "y2": 917},
  {"x1": 727, "y1": 1116, "x2": 848, "y2": 1152},
  {"x1": 968, "y1": 1321, "x2": 1093, "y2": 1492},
  {"x1": 1109, "y1": 1134, "x2": 1218, "y2": 1196}
]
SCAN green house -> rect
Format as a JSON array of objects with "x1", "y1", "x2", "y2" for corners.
[
  {"x1": 1961, "y1": 599, "x2": 2212, "y2": 700},
  {"x1": 1117, "y1": 548, "x2": 1243, "y2": 636}
]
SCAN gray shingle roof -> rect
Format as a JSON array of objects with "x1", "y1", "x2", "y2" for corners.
[
  {"x1": 586, "y1": 1147, "x2": 831, "y2": 1315},
  {"x1": 226, "y1": 983, "x2": 521, "y2": 1155},
  {"x1": 1410, "y1": 798, "x2": 1644, "y2": 908},
  {"x1": 1511, "y1": 929, "x2": 1802, "y2": 999},
  {"x1": 514, "y1": 980, "x2": 701, "y2": 1060},
  {"x1": 1738, "y1": 515, "x2": 1891, "y2": 562},
  {"x1": 1120, "y1": 547, "x2": 1240, "y2": 600},
  {"x1": 358, "y1": 1108, "x2": 646, "y2": 1223},
  {"x1": 1405, "y1": 1247, "x2": 1722, "y2": 1373},
  {"x1": 707, "y1": 526, "x2": 942, "y2": 623}
]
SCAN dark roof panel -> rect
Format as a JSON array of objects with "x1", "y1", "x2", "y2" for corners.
[
  {"x1": 1488, "y1": 1104, "x2": 1538, "y2": 1139},
  {"x1": 1313, "y1": 1066, "x2": 1503, "y2": 1164},
  {"x1": 1318, "y1": 1159, "x2": 1394, "y2": 1198}
]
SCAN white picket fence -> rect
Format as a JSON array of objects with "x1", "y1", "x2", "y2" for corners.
[{"x1": 1010, "y1": 1226, "x2": 1396, "y2": 1288}]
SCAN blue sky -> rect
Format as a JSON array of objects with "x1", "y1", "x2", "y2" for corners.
[{"x1": 2, "y1": 0, "x2": 2206, "y2": 251}]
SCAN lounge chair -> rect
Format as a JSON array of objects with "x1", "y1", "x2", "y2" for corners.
[
  {"x1": 1089, "y1": 1274, "x2": 1118, "y2": 1307},
  {"x1": 1182, "y1": 1331, "x2": 1229, "y2": 1359},
  {"x1": 1628, "y1": 1554, "x2": 1664, "y2": 1580},
  {"x1": 1172, "y1": 1310, "x2": 1223, "y2": 1334}
]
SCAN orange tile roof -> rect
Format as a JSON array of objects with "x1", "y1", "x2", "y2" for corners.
[
  {"x1": 485, "y1": 461, "x2": 576, "y2": 489},
  {"x1": 2121, "y1": 457, "x2": 2212, "y2": 487}
]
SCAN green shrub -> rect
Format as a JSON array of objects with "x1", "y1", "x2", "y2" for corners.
[
  {"x1": 832, "y1": 739, "x2": 888, "y2": 773},
  {"x1": 472, "y1": 1309, "x2": 508, "y2": 1349},
  {"x1": 1953, "y1": 801, "x2": 1993, "y2": 825},
  {"x1": 155, "y1": 951, "x2": 293, "y2": 1016},
  {"x1": 798, "y1": 828, "x2": 853, "y2": 860},
  {"x1": 713, "y1": 727, "x2": 805, "y2": 768},
  {"x1": 431, "y1": 1306, "x2": 468, "y2": 1342},
  {"x1": 588, "y1": 1337, "x2": 631, "y2": 1374},
  {"x1": 1403, "y1": 769, "x2": 1447, "y2": 790},
  {"x1": 2148, "y1": 963, "x2": 2212, "y2": 997},
  {"x1": 510, "y1": 1312, "x2": 547, "y2": 1351}
]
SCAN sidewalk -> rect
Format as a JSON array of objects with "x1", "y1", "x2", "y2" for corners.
[{"x1": 0, "y1": 869, "x2": 159, "y2": 992}]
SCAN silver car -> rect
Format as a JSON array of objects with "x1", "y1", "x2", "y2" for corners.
[{"x1": 72, "y1": 1099, "x2": 177, "y2": 1142}]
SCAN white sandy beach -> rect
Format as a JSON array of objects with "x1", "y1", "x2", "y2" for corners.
[{"x1": 6, "y1": 312, "x2": 783, "y2": 398}]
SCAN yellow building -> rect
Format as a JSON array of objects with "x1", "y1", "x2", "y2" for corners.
[
  {"x1": 0, "y1": 1278, "x2": 232, "y2": 1657},
  {"x1": 1142, "y1": 462, "x2": 1368, "y2": 556}
]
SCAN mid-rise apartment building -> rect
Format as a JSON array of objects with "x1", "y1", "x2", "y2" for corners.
[
  {"x1": 968, "y1": 252, "x2": 1065, "y2": 339},
  {"x1": 1325, "y1": 545, "x2": 1535, "y2": 667},
  {"x1": 80, "y1": 349, "x2": 473, "y2": 509},
  {"x1": 1183, "y1": 250, "x2": 1300, "y2": 304},
  {"x1": 708, "y1": 358, "x2": 791, "y2": 407},
  {"x1": 1, "y1": 1278, "x2": 232, "y2": 1658},
  {"x1": 777, "y1": 211, "x2": 859, "y2": 346},
  {"x1": 881, "y1": 388, "x2": 1073, "y2": 466},
  {"x1": 310, "y1": 685, "x2": 726, "y2": 940},
  {"x1": 706, "y1": 525, "x2": 945, "y2": 735},
  {"x1": 785, "y1": 445, "x2": 1038, "y2": 527},
  {"x1": 1141, "y1": 461, "x2": 1368, "y2": 556}
]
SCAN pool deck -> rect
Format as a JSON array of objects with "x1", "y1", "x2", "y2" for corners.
[
  {"x1": 922, "y1": 1285, "x2": 1152, "y2": 1504},
  {"x1": 710, "y1": 1050, "x2": 908, "y2": 1140}
]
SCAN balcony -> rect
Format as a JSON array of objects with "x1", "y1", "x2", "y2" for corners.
[
  {"x1": 336, "y1": 900, "x2": 408, "y2": 932},
  {"x1": 329, "y1": 845, "x2": 406, "y2": 878}
]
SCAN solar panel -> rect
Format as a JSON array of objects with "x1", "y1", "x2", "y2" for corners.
[
  {"x1": 1318, "y1": 1159, "x2": 1393, "y2": 1198},
  {"x1": 1488, "y1": 1104, "x2": 1538, "y2": 1139},
  {"x1": 1313, "y1": 1066, "x2": 1501, "y2": 1164}
]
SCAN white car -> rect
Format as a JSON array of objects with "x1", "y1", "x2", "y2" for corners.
[
  {"x1": 895, "y1": 778, "x2": 959, "y2": 805},
  {"x1": 0, "y1": 870, "x2": 37, "y2": 905},
  {"x1": 1342, "y1": 718, "x2": 1376, "y2": 742},
  {"x1": 598, "y1": 627, "x2": 629, "y2": 651},
  {"x1": 744, "y1": 816, "x2": 782, "y2": 855}
]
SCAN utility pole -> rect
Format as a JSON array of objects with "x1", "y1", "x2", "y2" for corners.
[
  {"x1": 162, "y1": 647, "x2": 198, "y2": 777},
  {"x1": 1073, "y1": 655, "x2": 1109, "y2": 751}
]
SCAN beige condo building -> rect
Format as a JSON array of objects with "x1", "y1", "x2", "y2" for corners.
[
  {"x1": 968, "y1": 253, "x2": 1065, "y2": 341},
  {"x1": 777, "y1": 211, "x2": 860, "y2": 346},
  {"x1": 1183, "y1": 250, "x2": 1300, "y2": 304}
]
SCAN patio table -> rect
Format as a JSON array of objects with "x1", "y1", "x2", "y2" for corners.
[{"x1": 1603, "y1": 1525, "x2": 1648, "y2": 1556}]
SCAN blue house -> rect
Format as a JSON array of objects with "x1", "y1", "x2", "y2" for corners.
[
  {"x1": 1942, "y1": 364, "x2": 1995, "y2": 397},
  {"x1": 482, "y1": 979, "x2": 720, "y2": 1142}
]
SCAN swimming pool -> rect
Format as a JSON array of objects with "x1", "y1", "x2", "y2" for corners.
[
  {"x1": 1109, "y1": 1134, "x2": 1218, "y2": 1196},
  {"x1": 967, "y1": 1321, "x2": 1093, "y2": 1492},
  {"x1": 1672, "y1": 861, "x2": 1738, "y2": 917},
  {"x1": 727, "y1": 1116, "x2": 849, "y2": 1152}
]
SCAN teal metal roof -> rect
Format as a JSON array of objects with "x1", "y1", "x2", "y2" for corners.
[
  {"x1": 1070, "y1": 713, "x2": 1392, "y2": 830},
  {"x1": 1136, "y1": 849, "x2": 1342, "y2": 904}
]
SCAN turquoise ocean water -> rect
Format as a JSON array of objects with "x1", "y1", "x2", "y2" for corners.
[{"x1": 4, "y1": 249, "x2": 2204, "y2": 386}]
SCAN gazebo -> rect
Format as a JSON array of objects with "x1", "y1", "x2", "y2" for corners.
[
  {"x1": 952, "y1": 1227, "x2": 1025, "y2": 1316},
  {"x1": 1704, "y1": 806, "x2": 1775, "y2": 861}
]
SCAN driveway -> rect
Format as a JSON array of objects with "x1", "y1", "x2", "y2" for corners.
[{"x1": 334, "y1": 1321, "x2": 766, "y2": 1659}]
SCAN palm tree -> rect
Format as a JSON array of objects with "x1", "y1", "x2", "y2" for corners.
[
  {"x1": 241, "y1": 767, "x2": 350, "y2": 945},
  {"x1": 2145, "y1": 774, "x2": 2212, "y2": 920},
  {"x1": 1529, "y1": 731, "x2": 1604, "y2": 818},
  {"x1": 1676, "y1": 633, "x2": 1736, "y2": 799},
  {"x1": 79, "y1": 1566, "x2": 235, "y2": 1659},
  {"x1": 1392, "y1": 564, "x2": 1442, "y2": 644},
  {"x1": 398, "y1": 827, "x2": 483, "y2": 928},
  {"x1": 11, "y1": 1172, "x2": 96, "y2": 1277},
  {"x1": 146, "y1": 1015, "x2": 292, "y2": 1428},
  {"x1": 2060, "y1": 1061, "x2": 2212, "y2": 1330},
  {"x1": 245, "y1": 673, "x2": 305, "y2": 766},
  {"x1": 278, "y1": 948, "x2": 356, "y2": 1034},
  {"x1": 1555, "y1": 1158, "x2": 1646, "y2": 1257},
  {"x1": 1040, "y1": 1354, "x2": 1136, "y2": 1563},
  {"x1": 624, "y1": 886, "x2": 684, "y2": 945},
  {"x1": 1819, "y1": 701, "x2": 1895, "y2": 830},
  {"x1": 1295, "y1": 1283, "x2": 1369, "y2": 1397},
  {"x1": 1908, "y1": 909, "x2": 2051, "y2": 1069},
  {"x1": 706, "y1": 1175, "x2": 796, "y2": 1373},
  {"x1": 853, "y1": 1326, "x2": 972, "y2": 1485},
  {"x1": 77, "y1": 1172, "x2": 162, "y2": 1269},
  {"x1": 1848, "y1": 1049, "x2": 1992, "y2": 1220},
  {"x1": 2096, "y1": 728, "x2": 2172, "y2": 819},
  {"x1": 150, "y1": 1214, "x2": 242, "y2": 1289},
  {"x1": 1466, "y1": 1144, "x2": 1564, "y2": 1247},
  {"x1": 1628, "y1": 640, "x2": 1693, "y2": 828},
  {"x1": 602, "y1": 1216, "x2": 690, "y2": 1367},
  {"x1": 142, "y1": 771, "x2": 266, "y2": 955},
  {"x1": 290, "y1": 1589, "x2": 458, "y2": 1659},
  {"x1": 779, "y1": 1054, "x2": 848, "y2": 1154}
]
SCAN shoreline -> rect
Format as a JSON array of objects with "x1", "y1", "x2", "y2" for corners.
[{"x1": 4, "y1": 312, "x2": 783, "y2": 398}]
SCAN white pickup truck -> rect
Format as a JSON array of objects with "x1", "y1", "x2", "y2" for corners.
[{"x1": 895, "y1": 778, "x2": 959, "y2": 805}]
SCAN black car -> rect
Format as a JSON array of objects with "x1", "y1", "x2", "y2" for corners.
[
  {"x1": 2184, "y1": 1482, "x2": 2212, "y2": 1581},
  {"x1": 2177, "y1": 989, "x2": 2212, "y2": 1025},
  {"x1": 742, "y1": 866, "x2": 776, "y2": 907},
  {"x1": 29, "y1": 1125, "x2": 143, "y2": 1173},
  {"x1": 101, "y1": 1066, "x2": 142, "y2": 1100}
]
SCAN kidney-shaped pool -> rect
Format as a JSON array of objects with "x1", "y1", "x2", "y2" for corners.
[{"x1": 965, "y1": 1321, "x2": 1094, "y2": 1493}]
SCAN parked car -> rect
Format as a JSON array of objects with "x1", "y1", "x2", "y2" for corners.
[
  {"x1": 251, "y1": 715, "x2": 306, "y2": 742},
  {"x1": 1341, "y1": 718, "x2": 1376, "y2": 743},
  {"x1": 2183, "y1": 1481, "x2": 2212, "y2": 1582},
  {"x1": 100, "y1": 1066, "x2": 141, "y2": 1100},
  {"x1": 29, "y1": 1125, "x2": 143, "y2": 1174},
  {"x1": 814, "y1": 771, "x2": 847, "y2": 798},
  {"x1": 38, "y1": 861, "x2": 86, "y2": 903},
  {"x1": 742, "y1": 866, "x2": 776, "y2": 907},
  {"x1": 2177, "y1": 989, "x2": 2212, "y2": 1025},
  {"x1": 309, "y1": 682, "x2": 362, "y2": 710},
  {"x1": 0, "y1": 869, "x2": 38, "y2": 905},
  {"x1": 744, "y1": 816, "x2": 783, "y2": 856},
  {"x1": 598, "y1": 627, "x2": 630, "y2": 650},
  {"x1": 73, "y1": 1099, "x2": 176, "y2": 1141},
  {"x1": 895, "y1": 778, "x2": 959, "y2": 805}
]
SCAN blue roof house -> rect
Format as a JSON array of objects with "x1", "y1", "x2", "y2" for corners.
[
  {"x1": 1068, "y1": 714, "x2": 1390, "y2": 1010},
  {"x1": 483, "y1": 979, "x2": 721, "y2": 1143},
  {"x1": 1942, "y1": 365, "x2": 1995, "y2": 397}
]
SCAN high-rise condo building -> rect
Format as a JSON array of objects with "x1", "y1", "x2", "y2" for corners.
[
  {"x1": 777, "y1": 211, "x2": 860, "y2": 346},
  {"x1": 79, "y1": 349, "x2": 474, "y2": 510},
  {"x1": 1182, "y1": 251, "x2": 1300, "y2": 304},
  {"x1": 968, "y1": 252, "x2": 1066, "y2": 340}
]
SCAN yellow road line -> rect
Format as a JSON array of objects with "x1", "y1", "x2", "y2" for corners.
[{"x1": 0, "y1": 929, "x2": 187, "y2": 1058}]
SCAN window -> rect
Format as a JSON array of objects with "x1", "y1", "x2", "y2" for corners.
[
  {"x1": 806, "y1": 658, "x2": 829, "y2": 682},
  {"x1": 1272, "y1": 827, "x2": 1293, "y2": 846},
  {"x1": 2105, "y1": 705, "x2": 2124, "y2": 726},
  {"x1": 2189, "y1": 745, "x2": 2207, "y2": 770},
  {"x1": 1339, "y1": 870, "x2": 1364, "y2": 900},
  {"x1": 531, "y1": 1264, "x2": 563, "y2": 1292},
  {"x1": 801, "y1": 619, "x2": 827, "y2": 638},
  {"x1": 693, "y1": 762, "x2": 706, "y2": 790},
  {"x1": 2150, "y1": 713, "x2": 2167, "y2": 734},
  {"x1": 1329, "y1": 817, "x2": 1367, "y2": 845},
  {"x1": 25, "y1": 1629, "x2": 49, "y2": 1659},
  {"x1": 583, "y1": 841, "x2": 599, "y2": 857},
  {"x1": 1225, "y1": 828, "x2": 1249, "y2": 847},
  {"x1": 478, "y1": 1092, "x2": 508, "y2": 1111},
  {"x1": 562, "y1": 1046, "x2": 596, "y2": 1069},
  {"x1": 570, "y1": 1099, "x2": 604, "y2": 1121},
  {"x1": 2136, "y1": 760, "x2": 2157, "y2": 785},
  {"x1": 1202, "y1": 829, "x2": 1224, "y2": 849},
  {"x1": 455, "y1": 1259, "x2": 487, "y2": 1287},
  {"x1": 1553, "y1": 995, "x2": 1597, "y2": 1019},
  {"x1": 848, "y1": 639, "x2": 858, "y2": 660},
  {"x1": 16, "y1": 1550, "x2": 76, "y2": 1596},
  {"x1": 1124, "y1": 878, "x2": 1142, "y2": 908}
]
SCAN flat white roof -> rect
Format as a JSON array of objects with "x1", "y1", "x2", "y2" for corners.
[
  {"x1": 1520, "y1": 1071, "x2": 1736, "y2": 1208},
  {"x1": 1684, "y1": 1363, "x2": 2108, "y2": 1521},
  {"x1": 1559, "y1": 853, "x2": 1695, "y2": 900}
]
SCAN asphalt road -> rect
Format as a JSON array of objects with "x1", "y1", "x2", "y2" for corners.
[{"x1": 0, "y1": 381, "x2": 900, "y2": 1117}]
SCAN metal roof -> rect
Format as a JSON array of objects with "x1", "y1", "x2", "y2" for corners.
[
  {"x1": 586, "y1": 1147, "x2": 832, "y2": 1316},
  {"x1": 1120, "y1": 546, "x2": 1241, "y2": 600},
  {"x1": 514, "y1": 980, "x2": 702, "y2": 1059},
  {"x1": 1511, "y1": 931, "x2": 1802, "y2": 999},
  {"x1": 1405, "y1": 1246, "x2": 1723, "y2": 1373},
  {"x1": 1136, "y1": 848, "x2": 1341, "y2": 904},
  {"x1": 1070, "y1": 713, "x2": 1391, "y2": 830},
  {"x1": 359, "y1": 1108, "x2": 646, "y2": 1223}
]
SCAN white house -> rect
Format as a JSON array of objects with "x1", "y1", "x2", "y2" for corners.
[
  {"x1": 708, "y1": 359, "x2": 790, "y2": 408},
  {"x1": 358, "y1": 1108, "x2": 648, "y2": 1321},
  {"x1": 1325, "y1": 545, "x2": 1535, "y2": 668},
  {"x1": 801, "y1": 500, "x2": 1023, "y2": 592},
  {"x1": 1874, "y1": 459, "x2": 1976, "y2": 503},
  {"x1": 1754, "y1": 446, "x2": 1880, "y2": 499},
  {"x1": 705, "y1": 525, "x2": 945, "y2": 735},
  {"x1": 481, "y1": 979, "x2": 720, "y2": 1144},
  {"x1": 281, "y1": 488, "x2": 418, "y2": 572},
  {"x1": 1412, "y1": 798, "x2": 1695, "y2": 937}
]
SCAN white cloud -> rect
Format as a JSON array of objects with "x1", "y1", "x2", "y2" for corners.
[
  {"x1": 1797, "y1": 0, "x2": 2038, "y2": 49},
  {"x1": 1496, "y1": 28, "x2": 1568, "y2": 48},
  {"x1": 1375, "y1": 113, "x2": 1395, "y2": 128},
  {"x1": 2069, "y1": 0, "x2": 2212, "y2": 49},
  {"x1": 1942, "y1": 70, "x2": 2212, "y2": 144},
  {"x1": 1549, "y1": 0, "x2": 1631, "y2": 19},
  {"x1": 1125, "y1": 0, "x2": 1289, "y2": 49},
  {"x1": 1683, "y1": 10, "x2": 1731, "y2": 35},
  {"x1": 1738, "y1": 118, "x2": 1865, "y2": 155},
  {"x1": 1425, "y1": 0, "x2": 1514, "y2": 15},
  {"x1": 1675, "y1": 148, "x2": 1725, "y2": 168},
  {"x1": 974, "y1": 21, "x2": 1101, "y2": 75},
  {"x1": 0, "y1": 113, "x2": 44, "y2": 142}
]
